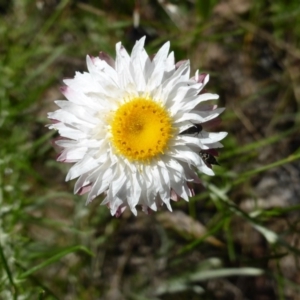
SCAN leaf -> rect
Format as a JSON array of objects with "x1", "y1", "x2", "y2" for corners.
[
  {"x1": 196, "y1": 0, "x2": 216, "y2": 20},
  {"x1": 18, "y1": 245, "x2": 92, "y2": 279}
]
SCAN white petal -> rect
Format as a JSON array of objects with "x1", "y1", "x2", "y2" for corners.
[
  {"x1": 66, "y1": 156, "x2": 99, "y2": 181},
  {"x1": 58, "y1": 147, "x2": 87, "y2": 162}
]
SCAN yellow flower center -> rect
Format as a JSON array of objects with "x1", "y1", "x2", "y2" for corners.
[{"x1": 110, "y1": 97, "x2": 173, "y2": 162}]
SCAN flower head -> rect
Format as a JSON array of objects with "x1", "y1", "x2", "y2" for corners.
[{"x1": 48, "y1": 37, "x2": 227, "y2": 216}]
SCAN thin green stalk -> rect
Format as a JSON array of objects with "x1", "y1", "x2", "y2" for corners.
[
  {"x1": 0, "y1": 242, "x2": 18, "y2": 299},
  {"x1": 18, "y1": 245, "x2": 92, "y2": 279},
  {"x1": 222, "y1": 126, "x2": 297, "y2": 160},
  {"x1": 234, "y1": 151, "x2": 300, "y2": 185}
]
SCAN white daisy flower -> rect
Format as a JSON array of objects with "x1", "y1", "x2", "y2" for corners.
[{"x1": 48, "y1": 37, "x2": 227, "y2": 216}]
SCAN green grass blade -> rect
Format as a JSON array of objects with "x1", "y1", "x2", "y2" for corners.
[{"x1": 18, "y1": 245, "x2": 92, "y2": 279}]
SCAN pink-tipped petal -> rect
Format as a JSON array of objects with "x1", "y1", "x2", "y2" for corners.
[
  {"x1": 115, "y1": 205, "x2": 127, "y2": 217},
  {"x1": 77, "y1": 184, "x2": 92, "y2": 195},
  {"x1": 170, "y1": 189, "x2": 179, "y2": 202},
  {"x1": 99, "y1": 51, "x2": 115, "y2": 68},
  {"x1": 142, "y1": 206, "x2": 153, "y2": 214},
  {"x1": 195, "y1": 73, "x2": 208, "y2": 84},
  {"x1": 175, "y1": 60, "x2": 188, "y2": 70}
]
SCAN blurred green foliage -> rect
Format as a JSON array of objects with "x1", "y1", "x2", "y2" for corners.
[{"x1": 1, "y1": 0, "x2": 300, "y2": 299}]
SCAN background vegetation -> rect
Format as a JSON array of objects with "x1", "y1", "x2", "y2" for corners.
[{"x1": 1, "y1": 0, "x2": 300, "y2": 299}]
